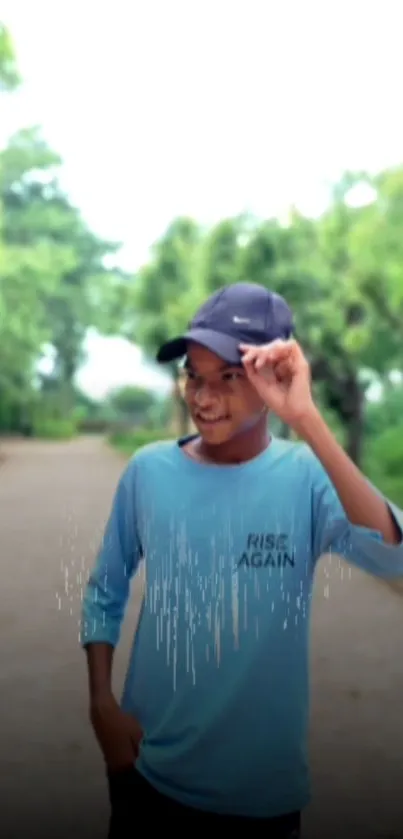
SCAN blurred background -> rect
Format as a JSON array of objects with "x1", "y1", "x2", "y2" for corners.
[{"x1": 1, "y1": 1, "x2": 403, "y2": 501}]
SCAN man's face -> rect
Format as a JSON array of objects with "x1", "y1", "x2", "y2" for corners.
[{"x1": 182, "y1": 343, "x2": 266, "y2": 445}]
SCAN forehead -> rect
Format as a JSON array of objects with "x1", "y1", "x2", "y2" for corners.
[{"x1": 185, "y1": 343, "x2": 236, "y2": 373}]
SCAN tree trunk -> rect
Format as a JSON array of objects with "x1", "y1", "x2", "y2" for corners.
[
  {"x1": 344, "y1": 377, "x2": 364, "y2": 466},
  {"x1": 311, "y1": 356, "x2": 364, "y2": 467},
  {"x1": 171, "y1": 380, "x2": 190, "y2": 437}
]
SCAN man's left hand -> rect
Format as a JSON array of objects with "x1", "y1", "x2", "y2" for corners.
[{"x1": 240, "y1": 339, "x2": 316, "y2": 430}]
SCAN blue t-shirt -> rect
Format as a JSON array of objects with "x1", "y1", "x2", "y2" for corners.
[{"x1": 81, "y1": 436, "x2": 403, "y2": 818}]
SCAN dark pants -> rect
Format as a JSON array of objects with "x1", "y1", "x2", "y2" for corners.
[{"x1": 107, "y1": 766, "x2": 301, "y2": 837}]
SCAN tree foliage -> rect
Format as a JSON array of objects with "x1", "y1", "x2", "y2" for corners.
[
  {"x1": 2, "y1": 20, "x2": 403, "y2": 481},
  {"x1": 0, "y1": 31, "x2": 126, "y2": 434}
]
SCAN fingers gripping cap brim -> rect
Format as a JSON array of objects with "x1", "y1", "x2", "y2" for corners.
[{"x1": 156, "y1": 328, "x2": 242, "y2": 365}]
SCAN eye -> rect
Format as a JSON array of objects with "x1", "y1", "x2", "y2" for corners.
[{"x1": 222, "y1": 371, "x2": 242, "y2": 382}]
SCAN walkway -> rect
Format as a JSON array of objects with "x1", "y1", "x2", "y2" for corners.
[{"x1": 0, "y1": 437, "x2": 402, "y2": 838}]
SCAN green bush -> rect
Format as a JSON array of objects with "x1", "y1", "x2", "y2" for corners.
[
  {"x1": 109, "y1": 427, "x2": 173, "y2": 456},
  {"x1": 364, "y1": 423, "x2": 403, "y2": 506},
  {"x1": 365, "y1": 424, "x2": 403, "y2": 478},
  {"x1": 374, "y1": 475, "x2": 403, "y2": 508},
  {"x1": 78, "y1": 418, "x2": 112, "y2": 434},
  {"x1": 32, "y1": 418, "x2": 78, "y2": 440}
]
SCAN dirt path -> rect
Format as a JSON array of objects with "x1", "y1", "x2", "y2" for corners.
[{"x1": 0, "y1": 437, "x2": 402, "y2": 838}]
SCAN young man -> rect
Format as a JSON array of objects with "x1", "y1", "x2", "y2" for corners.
[{"x1": 81, "y1": 282, "x2": 403, "y2": 837}]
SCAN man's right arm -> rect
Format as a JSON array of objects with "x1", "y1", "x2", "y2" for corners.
[{"x1": 81, "y1": 462, "x2": 141, "y2": 704}]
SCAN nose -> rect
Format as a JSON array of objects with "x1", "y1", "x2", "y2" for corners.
[{"x1": 193, "y1": 382, "x2": 218, "y2": 408}]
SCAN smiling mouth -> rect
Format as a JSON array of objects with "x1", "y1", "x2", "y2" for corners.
[{"x1": 195, "y1": 414, "x2": 230, "y2": 424}]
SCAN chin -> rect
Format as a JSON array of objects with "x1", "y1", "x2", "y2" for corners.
[{"x1": 193, "y1": 418, "x2": 234, "y2": 445}]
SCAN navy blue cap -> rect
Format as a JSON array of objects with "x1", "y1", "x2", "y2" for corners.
[{"x1": 156, "y1": 282, "x2": 294, "y2": 365}]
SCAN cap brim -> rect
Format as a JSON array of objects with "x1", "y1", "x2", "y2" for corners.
[{"x1": 156, "y1": 328, "x2": 242, "y2": 365}]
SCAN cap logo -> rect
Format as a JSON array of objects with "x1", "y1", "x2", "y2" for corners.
[{"x1": 232, "y1": 316, "x2": 251, "y2": 324}]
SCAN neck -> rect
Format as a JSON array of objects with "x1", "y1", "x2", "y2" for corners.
[{"x1": 196, "y1": 416, "x2": 270, "y2": 465}]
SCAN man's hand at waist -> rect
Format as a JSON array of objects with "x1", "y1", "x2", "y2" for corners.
[{"x1": 90, "y1": 692, "x2": 143, "y2": 771}]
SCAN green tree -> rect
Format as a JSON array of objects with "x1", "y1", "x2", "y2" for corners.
[
  {"x1": 0, "y1": 24, "x2": 20, "y2": 91},
  {"x1": 126, "y1": 217, "x2": 204, "y2": 435},
  {"x1": 202, "y1": 216, "x2": 245, "y2": 292},
  {"x1": 0, "y1": 122, "x2": 127, "y2": 433},
  {"x1": 1, "y1": 129, "x2": 122, "y2": 409},
  {"x1": 348, "y1": 166, "x2": 403, "y2": 371},
  {"x1": 108, "y1": 385, "x2": 159, "y2": 426}
]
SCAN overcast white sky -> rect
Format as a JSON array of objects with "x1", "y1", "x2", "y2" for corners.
[{"x1": 2, "y1": 0, "x2": 403, "y2": 397}]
